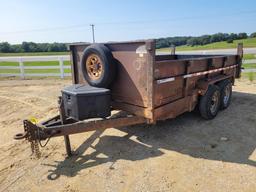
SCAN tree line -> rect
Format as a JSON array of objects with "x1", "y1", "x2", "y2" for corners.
[
  {"x1": 0, "y1": 32, "x2": 256, "y2": 52},
  {"x1": 0, "y1": 42, "x2": 67, "y2": 53},
  {"x1": 156, "y1": 32, "x2": 256, "y2": 49}
]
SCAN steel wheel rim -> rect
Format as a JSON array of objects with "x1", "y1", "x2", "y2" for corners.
[
  {"x1": 210, "y1": 91, "x2": 219, "y2": 114},
  {"x1": 223, "y1": 85, "x2": 231, "y2": 105},
  {"x1": 85, "y1": 54, "x2": 103, "y2": 80}
]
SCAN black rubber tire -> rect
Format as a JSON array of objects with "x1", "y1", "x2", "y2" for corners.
[
  {"x1": 199, "y1": 85, "x2": 221, "y2": 120},
  {"x1": 217, "y1": 79, "x2": 232, "y2": 110},
  {"x1": 81, "y1": 44, "x2": 116, "y2": 88}
]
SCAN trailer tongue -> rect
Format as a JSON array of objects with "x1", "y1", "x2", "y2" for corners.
[
  {"x1": 14, "y1": 40, "x2": 243, "y2": 158},
  {"x1": 15, "y1": 96, "x2": 146, "y2": 158}
]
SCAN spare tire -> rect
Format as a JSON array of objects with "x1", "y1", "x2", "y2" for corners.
[{"x1": 81, "y1": 44, "x2": 116, "y2": 88}]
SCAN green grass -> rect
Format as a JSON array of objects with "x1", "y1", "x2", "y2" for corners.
[
  {"x1": 243, "y1": 54, "x2": 256, "y2": 60},
  {"x1": 158, "y1": 37, "x2": 256, "y2": 52},
  {"x1": 0, "y1": 52, "x2": 69, "y2": 57},
  {"x1": 248, "y1": 72, "x2": 255, "y2": 82},
  {"x1": 241, "y1": 53, "x2": 256, "y2": 70},
  {"x1": 0, "y1": 61, "x2": 71, "y2": 74},
  {"x1": 242, "y1": 72, "x2": 256, "y2": 82},
  {"x1": 242, "y1": 63, "x2": 256, "y2": 69}
]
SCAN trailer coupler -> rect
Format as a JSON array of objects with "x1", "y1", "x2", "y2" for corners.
[{"x1": 14, "y1": 120, "x2": 57, "y2": 158}]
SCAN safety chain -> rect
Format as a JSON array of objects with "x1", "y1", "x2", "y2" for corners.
[{"x1": 24, "y1": 120, "x2": 41, "y2": 158}]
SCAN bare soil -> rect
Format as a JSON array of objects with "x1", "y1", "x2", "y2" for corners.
[{"x1": 0, "y1": 78, "x2": 255, "y2": 192}]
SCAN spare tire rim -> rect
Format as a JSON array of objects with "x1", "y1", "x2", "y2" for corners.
[
  {"x1": 85, "y1": 54, "x2": 103, "y2": 80},
  {"x1": 223, "y1": 85, "x2": 231, "y2": 105},
  {"x1": 210, "y1": 91, "x2": 219, "y2": 114}
]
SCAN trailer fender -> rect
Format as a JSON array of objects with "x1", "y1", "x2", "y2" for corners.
[{"x1": 196, "y1": 75, "x2": 232, "y2": 96}]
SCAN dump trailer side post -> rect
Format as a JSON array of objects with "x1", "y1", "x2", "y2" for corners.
[
  {"x1": 146, "y1": 40, "x2": 156, "y2": 123},
  {"x1": 237, "y1": 43, "x2": 243, "y2": 58},
  {"x1": 58, "y1": 97, "x2": 72, "y2": 157},
  {"x1": 170, "y1": 45, "x2": 176, "y2": 55},
  {"x1": 236, "y1": 43, "x2": 243, "y2": 78}
]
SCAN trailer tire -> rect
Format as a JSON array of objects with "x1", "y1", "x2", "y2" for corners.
[
  {"x1": 199, "y1": 85, "x2": 221, "y2": 120},
  {"x1": 217, "y1": 79, "x2": 232, "y2": 110},
  {"x1": 81, "y1": 44, "x2": 116, "y2": 88}
]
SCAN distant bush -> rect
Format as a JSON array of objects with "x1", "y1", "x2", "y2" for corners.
[
  {"x1": 0, "y1": 42, "x2": 67, "y2": 53},
  {"x1": 237, "y1": 33, "x2": 248, "y2": 39},
  {"x1": 156, "y1": 32, "x2": 251, "y2": 49},
  {"x1": 250, "y1": 32, "x2": 256, "y2": 38},
  {"x1": 226, "y1": 39, "x2": 233, "y2": 43},
  {"x1": 1, "y1": 32, "x2": 255, "y2": 52}
]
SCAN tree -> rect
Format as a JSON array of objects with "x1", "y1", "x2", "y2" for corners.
[
  {"x1": 199, "y1": 35, "x2": 211, "y2": 45},
  {"x1": 250, "y1": 32, "x2": 256, "y2": 38},
  {"x1": 0, "y1": 32, "x2": 251, "y2": 53},
  {"x1": 229, "y1": 33, "x2": 238, "y2": 41},
  {"x1": 209, "y1": 33, "x2": 227, "y2": 43},
  {"x1": 12, "y1": 44, "x2": 23, "y2": 53},
  {"x1": 21, "y1": 42, "x2": 30, "y2": 52},
  {"x1": 237, "y1": 33, "x2": 248, "y2": 39},
  {"x1": 187, "y1": 38, "x2": 200, "y2": 46},
  {"x1": 0, "y1": 42, "x2": 11, "y2": 52},
  {"x1": 226, "y1": 39, "x2": 233, "y2": 43}
]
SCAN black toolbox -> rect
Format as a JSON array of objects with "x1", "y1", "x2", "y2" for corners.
[{"x1": 61, "y1": 84, "x2": 111, "y2": 121}]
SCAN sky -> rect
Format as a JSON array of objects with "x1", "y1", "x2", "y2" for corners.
[{"x1": 0, "y1": 0, "x2": 256, "y2": 44}]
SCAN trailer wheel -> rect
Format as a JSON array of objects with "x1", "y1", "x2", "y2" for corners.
[
  {"x1": 81, "y1": 44, "x2": 116, "y2": 88},
  {"x1": 199, "y1": 85, "x2": 221, "y2": 120},
  {"x1": 218, "y1": 79, "x2": 232, "y2": 110}
]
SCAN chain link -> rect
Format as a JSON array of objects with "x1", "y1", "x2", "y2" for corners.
[{"x1": 24, "y1": 120, "x2": 41, "y2": 158}]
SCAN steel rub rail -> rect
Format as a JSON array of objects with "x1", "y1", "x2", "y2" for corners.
[{"x1": 157, "y1": 64, "x2": 238, "y2": 84}]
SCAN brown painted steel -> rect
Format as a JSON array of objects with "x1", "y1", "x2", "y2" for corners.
[{"x1": 40, "y1": 115, "x2": 146, "y2": 138}]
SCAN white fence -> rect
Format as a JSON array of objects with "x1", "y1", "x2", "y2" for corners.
[
  {"x1": 241, "y1": 59, "x2": 256, "y2": 72},
  {"x1": 0, "y1": 55, "x2": 71, "y2": 78},
  {"x1": 0, "y1": 55, "x2": 255, "y2": 78}
]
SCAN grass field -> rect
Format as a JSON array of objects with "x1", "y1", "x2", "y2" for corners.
[
  {"x1": 241, "y1": 72, "x2": 256, "y2": 82},
  {"x1": 158, "y1": 37, "x2": 256, "y2": 52},
  {"x1": 241, "y1": 53, "x2": 256, "y2": 70},
  {"x1": 242, "y1": 63, "x2": 256, "y2": 69},
  {"x1": 243, "y1": 53, "x2": 256, "y2": 60},
  {"x1": 0, "y1": 52, "x2": 69, "y2": 57}
]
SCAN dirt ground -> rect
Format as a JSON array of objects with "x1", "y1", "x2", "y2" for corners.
[{"x1": 0, "y1": 78, "x2": 255, "y2": 192}]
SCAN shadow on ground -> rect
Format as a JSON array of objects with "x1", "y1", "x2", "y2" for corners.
[{"x1": 45, "y1": 91, "x2": 256, "y2": 180}]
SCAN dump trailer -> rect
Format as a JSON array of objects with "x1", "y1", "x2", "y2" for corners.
[{"x1": 14, "y1": 40, "x2": 243, "y2": 158}]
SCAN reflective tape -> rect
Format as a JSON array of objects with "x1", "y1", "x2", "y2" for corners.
[
  {"x1": 156, "y1": 64, "x2": 238, "y2": 84},
  {"x1": 157, "y1": 77, "x2": 175, "y2": 84},
  {"x1": 183, "y1": 64, "x2": 238, "y2": 79}
]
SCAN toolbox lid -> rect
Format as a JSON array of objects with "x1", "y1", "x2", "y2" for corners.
[{"x1": 62, "y1": 84, "x2": 110, "y2": 96}]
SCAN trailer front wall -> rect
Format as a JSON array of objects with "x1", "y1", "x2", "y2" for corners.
[{"x1": 69, "y1": 41, "x2": 154, "y2": 117}]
